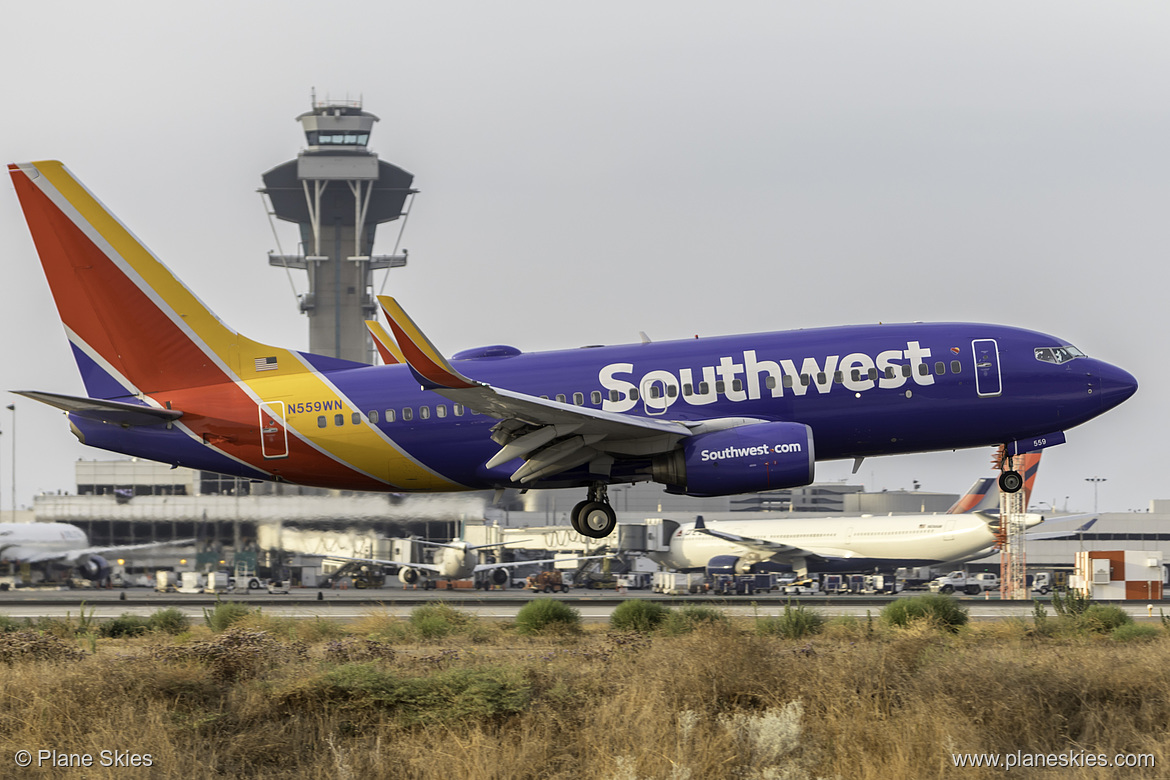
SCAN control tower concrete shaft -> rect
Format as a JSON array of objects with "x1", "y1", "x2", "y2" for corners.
[{"x1": 262, "y1": 98, "x2": 414, "y2": 363}]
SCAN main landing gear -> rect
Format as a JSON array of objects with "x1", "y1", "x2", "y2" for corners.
[
  {"x1": 996, "y1": 446, "x2": 1023, "y2": 493},
  {"x1": 998, "y1": 470, "x2": 1024, "y2": 493},
  {"x1": 571, "y1": 483, "x2": 617, "y2": 539}
]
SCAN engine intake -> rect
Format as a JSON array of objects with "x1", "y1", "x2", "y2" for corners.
[{"x1": 652, "y1": 422, "x2": 815, "y2": 497}]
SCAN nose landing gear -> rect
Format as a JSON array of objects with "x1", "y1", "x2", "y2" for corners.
[{"x1": 570, "y1": 483, "x2": 617, "y2": 539}]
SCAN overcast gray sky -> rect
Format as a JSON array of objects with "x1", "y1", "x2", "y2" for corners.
[{"x1": 1, "y1": 2, "x2": 1165, "y2": 514}]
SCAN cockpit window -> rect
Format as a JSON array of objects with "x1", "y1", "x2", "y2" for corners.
[{"x1": 1035, "y1": 345, "x2": 1086, "y2": 364}]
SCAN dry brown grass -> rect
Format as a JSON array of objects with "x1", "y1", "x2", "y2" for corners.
[{"x1": 0, "y1": 612, "x2": 1166, "y2": 779}]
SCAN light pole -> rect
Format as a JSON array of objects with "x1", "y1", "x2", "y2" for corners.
[
  {"x1": 1085, "y1": 477, "x2": 1107, "y2": 515},
  {"x1": 6, "y1": 404, "x2": 13, "y2": 521},
  {"x1": 1084, "y1": 477, "x2": 1106, "y2": 552}
]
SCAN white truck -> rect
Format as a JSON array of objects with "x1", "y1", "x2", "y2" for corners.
[{"x1": 928, "y1": 571, "x2": 999, "y2": 595}]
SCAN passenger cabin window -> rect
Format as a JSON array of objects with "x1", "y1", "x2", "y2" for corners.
[
  {"x1": 384, "y1": 409, "x2": 396, "y2": 423},
  {"x1": 420, "y1": 406, "x2": 431, "y2": 420},
  {"x1": 917, "y1": 364, "x2": 929, "y2": 377},
  {"x1": 402, "y1": 408, "x2": 413, "y2": 421},
  {"x1": 573, "y1": 392, "x2": 584, "y2": 405},
  {"x1": 352, "y1": 412, "x2": 361, "y2": 425},
  {"x1": 715, "y1": 381, "x2": 725, "y2": 393},
  {"x1": 951, "y1": 360, "x2": 961, "y2": 374},
  {"x1": 369, "y1": 410, "x2": 380, "y2": 423},
  {"x1": 334, "y1": 414, "x2": 344, "y2": 426},
  {"x1": 934, "y1": 362, "x2": 945, "y2": 375},
  {"x1": 609, "y1": 389, "x2": 621, "y2": 402},
  {"x1": 901, "y1": 365, "x2": 912, "y2": 378},
  {"x1": 556, "y1": 394, "x2": 566, "y2": 404},
  {"x1": 699, "y1": 382, "x2": 710, "y2": 394},
  {"x1": 765, "y1": 377, "x2": 777, "y2": 389},
  {"x1": 317, "y1": 416, "x2": 326, "y2": 428},
  {"x1": 436, "y1": 405, "x2": 447, "y2": 418},
  {"x1": 1034, "y1": 345, "x2": 1086, "y2": 364},
  {"x1": 591, "y1": 390, "x2": 602, "y2": 405},
  {"x1": 454, "y1": 404, "x2": 464, "y2": 416}
]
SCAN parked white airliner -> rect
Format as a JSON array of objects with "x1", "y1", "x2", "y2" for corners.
[
  {"x1": 645, "y1": 455, "x2": 1093, "y2": 576},
  {"x1": 0, "y1": 522, "x2": 193, "y2": 584}
]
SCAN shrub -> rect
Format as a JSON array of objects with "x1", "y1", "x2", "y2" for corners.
[
  {"x1": 661, "y1": 604, "x2": 729, "y2": 636},
  {"x1": 756, "y1": 602, "x2": 825, "y2": 639},
  {"x1": 100, "y1": 613, "x2": 151, "y2": 638},
  {"x1": 1077, "y1": 604, "x2": 1132, "y2": 634},
  {"x1": 1111, "y1": 623, "x2": 1161, "y2": 642},
  {"x1": 155, "y1": 628, "x2": 303, "y2": 682},
  {"x1": 610, "y1": 599, "x2": 670, "y2": 632},
  {"x1": 0, "y1": 630, "x2": 86, "y2": 664},
  {"x1": 292, "y1": 663, "x2": 531, "y2": 725},
  {"x1": 409, "y1": 603, "x2": 473, "y2": 640},
  {"x1": 514, "y1": 599, "x2": 580, "y2": 635},
  {"x1": 203, "y1": 600, "x2": 254, "y2": 632},
  {"x1": 147, "y1": 607, "x2": 190, "y2": 635},
  {"x1": 0, "y1": 614, "x2": 21, "y2": 633},
  {"x1": 324, "y1": 637, "x2": 398, "y2": 663},
  {"x1": 881, "y1": 594, "x2": 968, "y2": 632}
]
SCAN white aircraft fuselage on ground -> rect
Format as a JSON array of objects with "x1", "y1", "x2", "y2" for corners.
[{"x1": 646, "y1": 512, "x2": 1043, "y2": 575}]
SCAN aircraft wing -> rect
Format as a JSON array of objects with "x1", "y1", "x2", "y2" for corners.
[
  {"x1": 22, "y1": 538, "x2": 196, "y2": 565},
  {"x1": 14, "y1": 391, "x2": 183, "y2": 427},
  {"x1": 1025, "y1": 516, "x2": 1097, "y2": 541},
  {"x1": 377, "y1": 296, "x2": 707, "y2": 483},
  {"x1": 691, "y1": 517, "x2": 867, "y2": 561},
  {"x1": 690, "y1": 516, "x2": 804, "y2": 557},
  {"x1": 472, "y1": 554, "x2": 610, "y2": 573},
  {"x1": 324, "y1": 554, "x2": 444, "y2": 575}
]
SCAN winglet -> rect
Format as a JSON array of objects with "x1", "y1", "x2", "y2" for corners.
[
  {"x1": 365, "y1": 320, "x2": 405, "y2": 365},
  {"x1": 376, "y1": 296, "x2": 479, "y2": 390}
]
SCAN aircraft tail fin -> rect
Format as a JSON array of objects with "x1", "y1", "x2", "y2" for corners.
[
  {"x1": 365, "y1": 320, "x2": 405, "y2": 365},
  {"x1": 9, "y1": 161, "x2": 324, "y2": 399}
]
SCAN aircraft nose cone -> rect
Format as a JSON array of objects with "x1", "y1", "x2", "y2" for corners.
[{"x1": 1094, "y1": 361, "x2": 1138, "y2": 412}]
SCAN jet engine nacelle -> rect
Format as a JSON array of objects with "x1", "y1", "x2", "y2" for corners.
[
  {"x1": 79, "y1": 554, "x2": 111, "y2": 584},
  {"x1": 705, "y1": 555, "x2": 793, "y2": 577},
  {"x1": 705, "y1": 555, "x2": 753, "y2": 576},
  {"x1": 489, "y1": 568, "x2": 509, "y2": 586},
  {"x1": 398, "y1": 567, "x2": 423, "y2": 585},
  {"x1": 652, "y1": 422, "x2": 815, "y2": 497}
]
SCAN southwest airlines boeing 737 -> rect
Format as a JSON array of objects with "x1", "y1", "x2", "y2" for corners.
[{"x1": 8, "y1": 161, "x2": 1137, "y2": 540}]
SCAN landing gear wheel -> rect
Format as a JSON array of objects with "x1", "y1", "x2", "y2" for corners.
[
  {"x1": 576, "y1": 501, "x2": 617, "y2": 539},
  {"x1": 999, "y1": 470, "x2": 1024, "y2": 493},
  {"x1": 570, "y1": 501, "x2": 590, "y2": 535}
]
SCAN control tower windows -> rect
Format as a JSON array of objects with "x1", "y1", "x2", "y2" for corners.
[{"x1": 306, "y1": 131, "x2": 370, "y2": 146}]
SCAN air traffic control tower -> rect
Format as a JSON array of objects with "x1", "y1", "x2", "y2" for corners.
[{"x1": 261, "y1": 98, "x2": 414, "y2": 363}]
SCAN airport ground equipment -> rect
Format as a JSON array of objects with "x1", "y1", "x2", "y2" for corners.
[
  {"x1": 928, "y1": 571, "x2": 999, "y2": 595},
  {"x1": 652, "y1": 572, "x2": 705, "y2": 595},
  {"x1": 525, "y1": 570, "x2": 570, "y2": 593}
]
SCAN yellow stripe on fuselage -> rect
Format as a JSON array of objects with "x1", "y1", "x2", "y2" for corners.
[{"x1": 245, "y1": 368, "x2": 466, "y2": 491}]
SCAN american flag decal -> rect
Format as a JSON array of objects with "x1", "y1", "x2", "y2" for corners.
[{"x1": 255, "y1": 356, "x2": 278, "y2": 372}]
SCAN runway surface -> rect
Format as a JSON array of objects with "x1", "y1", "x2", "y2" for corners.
[{"x1": 2, "y1": 587, "x2": 1167, "y2": 622}]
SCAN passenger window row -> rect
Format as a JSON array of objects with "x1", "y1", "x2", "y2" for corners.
[{"x1": 316, "y1": 404, "x2": 468, "y2": 428}]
